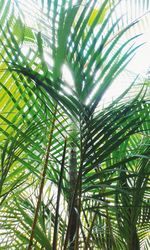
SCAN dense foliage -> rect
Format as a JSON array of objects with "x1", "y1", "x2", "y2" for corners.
[{"x1": 0, "y1": 0, "x2": 150, "y2": 249}]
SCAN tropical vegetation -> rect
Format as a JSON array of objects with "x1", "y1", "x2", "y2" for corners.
[{"x1": 0, "y1": 0, "x2": 150, "y2": 249}]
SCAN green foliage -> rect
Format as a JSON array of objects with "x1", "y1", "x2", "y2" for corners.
[{"x1": 0, "y1": 0, "x2": 150, "y2": 249}]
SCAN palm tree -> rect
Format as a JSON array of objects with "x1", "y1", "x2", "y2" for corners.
[{"x1": 0, "y1": 0, "x2": 150, "y2": 249}]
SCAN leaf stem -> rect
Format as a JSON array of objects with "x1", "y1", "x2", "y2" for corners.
[{"x1": 27, "y1": 105, "x2": 57, "y2": 250}]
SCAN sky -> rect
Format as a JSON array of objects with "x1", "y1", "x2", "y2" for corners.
[{"x1": 127, "y1": 27, "x2": 150, "y2": 75}]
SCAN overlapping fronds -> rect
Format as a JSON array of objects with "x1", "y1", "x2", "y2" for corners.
[{"x1": 0, "y1": 0, "x2": 150, "y2": 249}]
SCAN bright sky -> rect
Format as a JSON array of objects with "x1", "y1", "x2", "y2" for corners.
[
  {"x1": 127, "y1": 28, "x2": 150, "y2": 75},
  {"x1": 102, "y1": 28, "x2": 150, "y2": 103},
  {"x1": 106, "y1": 26, "x2": 150, "y2": 102}
]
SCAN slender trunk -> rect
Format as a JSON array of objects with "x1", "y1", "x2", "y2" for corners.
[
  {"x1": 68, "y1": 144, "x2": 78, "y2": 250},
  {"x1": 28, "y1": 106, "x2": 57, "y2": 250},
  {"x1": 74, "y1": 176, "x2": 82, "y2": 250},
  {"x1": 64, "y1": 127, "x2": 83, "y2": 250},
  {"x1": 128, "y1": 227, "x2": 140, "y2": 250},
  {"x1": 52, "y1": 138, "x2": 67, "y2": 250}
]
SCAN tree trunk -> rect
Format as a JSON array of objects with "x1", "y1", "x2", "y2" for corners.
[
  {"x1": 68, "y1": 145, "x2": 78, "y2": 250},
  {"x1": 128, "y1": 227, "x2": 140, "y2": 250}
]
